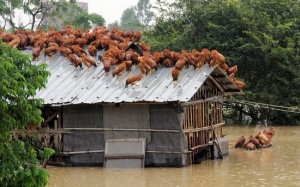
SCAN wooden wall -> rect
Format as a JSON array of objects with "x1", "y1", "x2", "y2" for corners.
[{"x1": 182, "y1": 85, "x2": 224, "y2": 164}]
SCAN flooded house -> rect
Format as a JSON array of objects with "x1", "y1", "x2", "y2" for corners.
[
  {"x1": 29, "y1": 48, "x2": 243, "y2": 167},
  {"x1": 1, "y1": 26, "x2": 245, "y2": 167}
]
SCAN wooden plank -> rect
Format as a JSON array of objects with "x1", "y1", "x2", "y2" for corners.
[
  {"x1": 211, "y1": 126, "x2": 223, "y2": 159},
  {"x1": 183, "y1": 123, "x2": 225, "y2": 133},
  {"x1": 54, "y1": 120, "x2": 59, "y2": 151},
  {"x1": 190, "y1": 143, "x2": 213, "y2": 151},
  {"x1": 41, "y1": 111, "x2": 59, "y2": 126}
]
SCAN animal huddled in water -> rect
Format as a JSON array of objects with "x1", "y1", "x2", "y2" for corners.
[
  {"x1": 235, "y1": 127, "x2": 275, "y2": 150},
  {"x1": 0, "y1": 26, "x2": 246, "y2": 89}
]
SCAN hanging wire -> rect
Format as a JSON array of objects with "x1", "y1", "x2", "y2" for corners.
[{"x1": 224, "y1": 99, "x2": 300, "y2": 114}]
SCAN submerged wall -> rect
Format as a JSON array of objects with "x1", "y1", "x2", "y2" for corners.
[{"x1": 62, "y1": 103, "x2": 188, "y2": 167}]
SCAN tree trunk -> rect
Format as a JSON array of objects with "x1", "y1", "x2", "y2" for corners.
[{"x1": 42, "y1": 159, "x2": 48, "y2": 168}]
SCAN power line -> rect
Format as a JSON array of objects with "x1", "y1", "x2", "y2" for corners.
[{"x1": 224, "y1": 99, "x2": 300, "y2": 114}]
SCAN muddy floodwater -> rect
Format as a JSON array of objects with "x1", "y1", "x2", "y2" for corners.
[{"x1": 47, "y1": 125, "x2": 300, "y2": 187}]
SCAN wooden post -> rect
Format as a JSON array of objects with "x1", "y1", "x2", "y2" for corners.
[{"x1": 42, "y1": 159, "x2": 48, "y2": 168}]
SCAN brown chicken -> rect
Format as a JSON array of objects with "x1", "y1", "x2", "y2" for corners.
[
  {"x1": 126, "y1": 30, "x2": 135, "y2": 40},
  {"x1": 88, "y1": 44, "x2": 97, "y2": 59},
  {"x1": 172, "y1": 68, "x2": 181, "y2": 85},
  {"x1": 228, "y1": 65, "x2": 238, "y2": 76},
  {"x1": 118, "y1": 38, "x2": 130, "y2": 51},
  {"x1": 60, "y1": 47, "x2": 72, "y2": 59},
  {"x1": 175, "y1": 58, "x2": 188, "y2": 72},
  {"x1": 131, "y1": 51, "x2": 140, "y2": 65},
  {"x1": 61, "y1": 37, "x2": 74, "y2": 47},
  {"x1": 267, "y1": 127, "x2": 275, "y2": 139},
  {"x1": 112, "y1": 61, "x2": 126, "y2": 80},
  {"x1": 68, "y1": 53, "x2": 82, "y2": 70},
  {"x1": 258, "y1": 131, "x2": 271, "y2": 146},
  {"x1": 152, "y1": 51, "x2": 164, "y2": 66},
  {"x1": 106, "y1": 46, "x2": 125, "y2": 64},
  {"x1": 198, "y1": 48, "x2": 211, "y2": 71},
  {"x1": 162, "y1": 58, "x2": 175, "y2": 67},
  {"x1": 245, "y1": 142, "x2": 256, "y2": 150},
  {"x1": 32, "y1": 47, "x2": 42, "y2": 61},
  {"x1": 228, "y1": 72, "x2": 235, "y2": 80},
  {"x1": 71, "y1": 45, "x2": 87, "y2": 57},
  {"x1": 144, "y1": 54, "x2": 157, "y2": 74},
  {"x1": 125, "y1": 48, "x2": 134, "y2": 61},
  {"x1": 15, "y1": 33, "x2": 28, "y2": 49},
  {"x1": 124, "y1": 60, "x2": 133, "y2": 73},
  {"x1": 102, "y1": 56, "x2": 113, "y2": 76},
  {"x1": 138, "y1": 56, "x2": 151, "y2": 75},
  {"x1": 221, "y1": 62, "x2": 229, "y2": 72},
  {"x1": 8, "y1": 35, "x2": 20, "y2": 48},
  {"x1": 244, "y1": 135, "x2": 261, "y2": 149},
  {"x1": 47, "y1": 41, "x2": 59, "y2": 48},
  {"x1": 110, "y1": 32, "x2": 124, "y2": 43},
  {"x1": 210, "y1": 49, "x2": 225, "y2": 68},
  {"x1": 162, "y1": 48, "x2": 173, "y2": 59},
  {"x1": 44, "y1": 46, "x2": 59, "y2": 59},
  {"x1": 187, "y1": 53, "x2": 199, "y2": 70},
  {"x1": 235, "y1": 135, "x2": 246, "y2": 148},
  {"x1": 233, "y1": 78, "x2": 246, "y2": 90},
  {"x1": 100, "y1": 35, "x2": 111, "y2": 51},
  {"x1": 140, "y1": 41, "x2": 150, "y2": 52},
  {"x1": 131, "y1": 31, "x2": 142, "y2": 43},
  {"x1": 74, "y1": 38, "x2": 87, "y2": 48},
  {"x1": 124, "y1": 74, "x2": 145, "y2": 89},
  {"x1": 81, "y1": 53, "x2": 97, "y2": 71}
]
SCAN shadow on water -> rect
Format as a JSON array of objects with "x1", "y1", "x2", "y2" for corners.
[{"x1": 47, "y1": 125, "x2": 300, "y2": 187}]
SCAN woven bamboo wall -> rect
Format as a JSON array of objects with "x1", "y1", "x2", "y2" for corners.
[{"x1": 183, "y1": 85, "x2": 224, "y2": 164}]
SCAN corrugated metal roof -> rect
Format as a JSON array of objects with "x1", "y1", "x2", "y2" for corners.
[{"x1": 22, "y1": 48, "x2": 242, "y2": 105}]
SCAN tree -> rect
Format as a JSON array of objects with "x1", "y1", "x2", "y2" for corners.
[
  {"x1": 107, "y1": 20, "x2": 121, "y2": 30},
  {"x1": 0, "y1": 40, "x2": 52, "y2": 186},
  {"x1": 0, "y1": 0, "x2": 22, "y2": 30},
  {"x1": 42, "y1": 1, "x2": 105, "y2": 30},
  {"x1": 0, "y1": 0, "x2": 58, "y2": 31},
  {"x1": 88, "y1": 13, "x2": 106, "y2": 28},
  {"x1": 106, "y1": 0, "x2": 153, "y2": 31},
  {"x1": 0, "y1": 0, "x2": 105, "y2": 31},
  {"x1": 144, "y1": 0, "x2": 300, "y2": 125},
  {"x1": 120, "y1": 7, "x2": 141, "y2": 31},
  {"x1": 135, "y1": 0, "x2": 153, "y2": 26}
]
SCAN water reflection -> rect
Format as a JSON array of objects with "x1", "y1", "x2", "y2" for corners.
[{"x1": 47, "y1": 126, "x2": 300, "y2": 187}]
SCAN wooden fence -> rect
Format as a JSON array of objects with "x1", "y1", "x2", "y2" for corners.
[{"x1": 182, "y1": 86, "x2": 224, "y2": 164}]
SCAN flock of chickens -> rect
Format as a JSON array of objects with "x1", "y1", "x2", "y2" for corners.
[
  {"x1": 235, "y1": 127, "x2": 275, "y2": 150},
  {"x1": 0, "y1": 25, "x2": 246, "y2": 89}
]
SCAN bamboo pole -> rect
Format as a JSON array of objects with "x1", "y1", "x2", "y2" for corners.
[
  {"x1": 63, "y1": 128, "x2": 181, "y2": 133},
  {"x1": 190, "y1": 143, "x2": 213, "y2": 151},
  {"x1": 146, "y1": 150, "x2": 191, "y2": 154},
  {"x1": 61, "y1": 150, "x2": 105, "y2": 154}
]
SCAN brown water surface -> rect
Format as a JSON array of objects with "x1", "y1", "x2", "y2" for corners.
[{"x1": 47, "y1": 126, "x2": 300, "y2": 187}]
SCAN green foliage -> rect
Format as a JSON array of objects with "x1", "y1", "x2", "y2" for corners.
[
  {"x1": 107, "y1": 21, "x2": 121, "y2": 30},
  {"x1": 145, "y1": 0, "x2": 300, "y2": 124},
  {"x1": 42, "y1": 1, "x2": 105, "y2": 30},
  {"x1": 0, "y1": 40, "x2": 51, "y2": 186},
  {"x1": 135, "y1": 0, "x2": 154, "y2": 26},
  {"x1": 39, "y1": 148, "x2": 55, "y2": 160},
  {"x1": 120, "y1": 7, "x2": 141, "y2": 31},
  {"x1": 0, "y1": 0, "x2": 23, "y2": 29},
  {"x1": 108, "y1": 0, "x2": 152, "y2": 31},
  {"x1": 89, "y1": 13, "x2": 106, "y2": 28}
]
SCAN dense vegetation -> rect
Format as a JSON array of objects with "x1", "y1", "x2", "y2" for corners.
[
  {"x1": 0, "y1": 40, "x2": 51, "y2": 186},
  {"x1": 143, "y1": 0, "x2": 300, "y2": 125}
]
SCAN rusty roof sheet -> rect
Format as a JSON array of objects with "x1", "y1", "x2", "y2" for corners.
[{"x1": 22, "y1": 49, "x2": 242, "y2": 105}]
